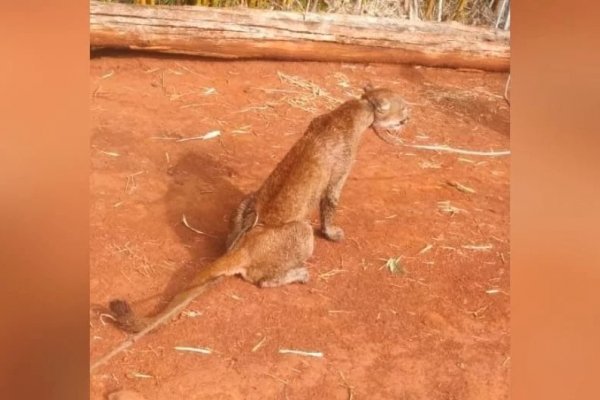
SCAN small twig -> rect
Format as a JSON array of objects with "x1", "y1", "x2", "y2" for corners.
[
  {"x1": 504, "y1": 74, "x2": 511, "y2": 104},
  {"x1": 338, "y1": 370, "x2": 355, "y2": 400},
  {"x1": 438, "y1": 200, "x2": 465, "y2": 215},
  {"x1": 150, "y1": 136, "x2": 179, "y2": 141},
  {"x1": 418, "y1": 244, "x2": 433, "y2": 255},
  {"x1": 176, "y1": 130, "x2": 220, "y2": 142},
  {"x1": 181, "y1": 214, "x2": 217, "y2": 238},
  {"x1": 182, "y1": 310, "x2": 202, "y2": 318},
  {"x1": 202, "y1": 87, "x2": 217, "y2": 95},
  {"x1": 125, "y1": 171, "x2": 144, "y2": 194},
  {"x1": 175, "y1": 63, "x2": 197, "y2": 75},
  {"x1": 235, "y1": 105, "x2": 273, "y2": 113},
  {"x1": 447, "y1": 181, "x2": 476, "y2": 194},
  {"x1": 100, "y1": 70, "x2": 114, "y2": 79},
  {"x1": 404, "y1": 277, "x2": 430, "y2": 287},
  {"x1": 318, "y1": 269, "x2": 347, "y2": 281},
  {"x1": 92, "y1": 85, "x2": 102, "y2": 99},
  {"x1": 174, "y1": 346, "x2": 212, "y2": 354},
  {"x1": 462, "y1": 244, "x2": 493, "y2": 251},
  {"x1": 503, "y1": 6, "x2": 511, "y2": 30},
  {"x1": 263, "y1": 373, "x2": 289, "y2": 385},
  {"x1": 99, "y1": 150, "x2": 120, "y2": 157},
  {"x1": 495, "y1": 0, "x2": 509, "y2": 28},
  {"x1": 99, "y1": 313, "x2": 116, "y2": 326},
  {"x1": 403, "y1": 144, "x2": 510, "y2": 157},
  {"x1": 279, "y1": 349, "x2": 324, "y2": 358},
  {"x1": 467, "y1": 304, "x2": 490, "y2": 318},
  {"x1": 252, "y1": 336, "x2": 267, "y2": 352},
  {"x1": 130, "y1": 372, "x2": 153, "y2": 379},
  {"x1": 383, "y1": 257, "x2": 404, "y2": 275},
  {"x1": 486, "y1": 288, "x2": 509, "y2": 295},
  {"x1": 227, "y1": 293, "x2": 243, "y2": 301},
  {"x1": 232, "y1": 125, "x2": 252, "y2": 135}
]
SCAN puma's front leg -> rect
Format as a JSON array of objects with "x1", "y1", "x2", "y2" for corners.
[
  {"x1": 320, "y1": 195, "x2": 345, "y2": 241},
  {"x1": 319, "y1": 172, "x2": 349, "y2": 242}
]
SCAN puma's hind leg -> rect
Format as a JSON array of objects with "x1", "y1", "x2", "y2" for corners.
[
  {"x1": 241, "y1": 220, "x2": 314, "y2": 287},
  {"x1": 258, "y1": 266, "x2": 310, "y2": 288}
]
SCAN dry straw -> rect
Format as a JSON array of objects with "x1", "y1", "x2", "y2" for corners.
[{"x1": 108, "y1": 0, "x2": 509, "y2": 28}]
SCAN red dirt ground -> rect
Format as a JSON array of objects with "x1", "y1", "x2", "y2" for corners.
[{"x1": 90, "y1": 54, "x2": 510, "y2": 400}]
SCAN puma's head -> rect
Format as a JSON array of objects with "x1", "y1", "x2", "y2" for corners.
[{"x1": 361, "y1": 84, "x2": 410, "y2": 145}]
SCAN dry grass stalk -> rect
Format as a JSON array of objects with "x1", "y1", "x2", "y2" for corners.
[
  {"x1": 462, "y1": 244, "x2": 493, "y2": 251},
  {"x1": 333, "y1": 72, "x2": 351, "y2": 88},
  {"x1": 99, "y1": 150, "x2": 120, "y2": 157},
  {"x1": 182, "y1": 310, "x2": 202, "y2": 318},
  {"x1": 279, "y1": 348, "x2": 324, "y2": 357},
  {"x1": 418, "y1": 244, "x2": 433, "y2": 254},
  {"x1": 495, "y1": 0, "x2": 508, "y2": 28},
  {"x1": 228, "y1": 293, "x2": 243, "y2": 301},
  {"x1": 447, "y1": 180, "x2": 476, "y2": 193},
  {"x1": 174, "y1": 346, "x2": 212, "y2": 354},
  {"x1": 404, "y1": 143, "x2": 510, "y2": 157},
  {"x1": 100, "y1": 70, "x2": 114, "y2": 79},
  {"x1": 104, "y1": 0, "x2": 499, "y2": 26},
  {"x1": 176, "y1": 130, "x2": 220, "y2": 142},
  {"x1": 504, "y1": 74, "x2": 511, "y2": 104},
  {"x1": 232, "y1": 125, "x2": 252, "y2": 135},
  {"x1": 99, "y1": 313, "x2": 117, "y2": 325},
  {"x1": 381, "y1": 257, "x2": 404, "y2": 274},
  {"x1": 437, "y1": 200, "x2": 465, "y2": 215},
  {"x1": 277, "y1": 71, "x2": 342, "y2": 113},
  {"x1": 125, "y1": 171, "x2": 145, "y2": 194},
  {"x1": 263, "y1": 372, "x2": 289, "y2": 385},
  {"x1": 318, "y1": 268, "x2": 347, "y2": 281},
  {"x1": 419, "y1": 160, "x2": 442, "y2": 169},
  {"x1": 252, "y1": 336, "x2": 267, "y2": 352},
  {"x1": 338, "y1": 370, "x2": 355, "y2": 400},
  {"x1": 181, "y1": 214, "x2": 217, "y2": 237},
  {"x1": 130, "y1": 372, "x2": 153, "y2": 379},
  {"x1": 467, "y1": 304, "x2": 490, "y2": 318}
]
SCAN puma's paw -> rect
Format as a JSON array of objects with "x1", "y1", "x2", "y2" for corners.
[{"x1": 323, "y1": 226, "x2": 345, "y2": 242}]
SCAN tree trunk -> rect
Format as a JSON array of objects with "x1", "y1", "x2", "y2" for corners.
[{"x1": 90, "y1": 0, "x2": 510, "y2": 71}]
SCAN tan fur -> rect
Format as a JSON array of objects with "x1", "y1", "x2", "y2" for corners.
[{"x1": 108, "y1": 86, "x2": 410, "y2": 334}]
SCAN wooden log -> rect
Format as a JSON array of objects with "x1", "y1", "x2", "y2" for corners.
[{"x1": 90, "y1": 1, "x2": 510, "y2": 71}]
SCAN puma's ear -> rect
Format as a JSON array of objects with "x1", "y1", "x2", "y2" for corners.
[
  {"x1": 364, "y1": 94, "x2": 390, "y2": 113},
  {"x1": 363, "y1": 82, "x2": 375, "y2": 93},
  {"x1": 362, "y1": 85, "x2": 391, "y2": 113}
]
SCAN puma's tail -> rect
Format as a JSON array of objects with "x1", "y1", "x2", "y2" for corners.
[
  {"x1": 109, "y1": 299, "x2": 151, "y2": 333},
  {"x1": 108, "y1": 279, "x2": 218, "y2": 334},
  {"x1": 107, "y1": 248, "x2": 249, "y2": 335}
]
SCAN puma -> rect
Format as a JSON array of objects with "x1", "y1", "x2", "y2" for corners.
[{"x1": 108, "y1": 85, "x2": 410, "y2": 334}]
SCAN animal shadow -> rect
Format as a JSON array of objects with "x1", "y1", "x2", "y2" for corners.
[{"x1": 158, "y1": 151, "x2": 246, "y2": 307}]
